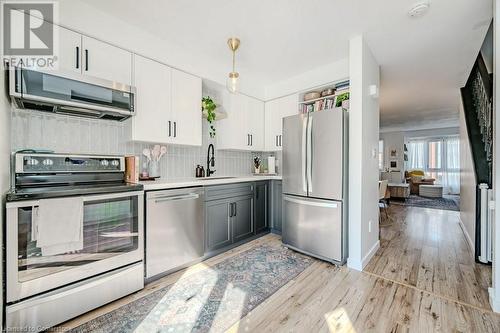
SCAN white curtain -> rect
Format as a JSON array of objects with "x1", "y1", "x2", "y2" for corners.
[
  {"x1": 408, "y1": 140, "x2": 425, "y2": 170},
  {"x1": 443, "y1": 137, "x2": 460, "y2": 194},
  {"x1": 406, "y1": 136, "x2": 460, "y2": 195}
]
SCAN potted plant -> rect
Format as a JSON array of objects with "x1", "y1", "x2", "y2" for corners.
[
  {"x1": 202, "y1": 96, "x2": 217, "y2": 138},
  {"x1": 335, "y1": 92, "x2": 350, "y2": 109}
]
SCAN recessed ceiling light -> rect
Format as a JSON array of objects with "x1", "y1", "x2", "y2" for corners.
[{"x1": 408, "y1": 2, "x2": 430, "y2": 18}]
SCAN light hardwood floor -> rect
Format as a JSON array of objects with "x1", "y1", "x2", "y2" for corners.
[{"x1": 61, "y1": 205, "x2": 500, "y2": 332}]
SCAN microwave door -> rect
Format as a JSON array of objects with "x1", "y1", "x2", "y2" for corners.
[{"x1": 282, "y1": 113, "x2": 308, "y2": 197}]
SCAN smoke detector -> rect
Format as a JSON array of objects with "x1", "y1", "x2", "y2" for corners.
[{"x1": 408, "y1": 2, "x2": 430, "y2": 18}]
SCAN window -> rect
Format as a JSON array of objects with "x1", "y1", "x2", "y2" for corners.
[
  {"x1": 378, "y1": 140, "x2": 384, "y2": 170},
  {"x1": 407, "y1": 136, "x2": 460, "y2": 194}
]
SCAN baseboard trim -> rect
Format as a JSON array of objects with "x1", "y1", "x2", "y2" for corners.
[
  {"x1": 347, "y1": 240, "x2": 380, "y2": 271},
  {"x1": 489, "y1": 288, "x2": 500, "y2": 313},
  {"x1": 458, "y1": 217, "x2": 474, "y2": 252}
]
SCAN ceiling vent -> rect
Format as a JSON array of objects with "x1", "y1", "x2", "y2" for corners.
[{"x1": 408, "y1": 2, "x2": 430, "y2": 18}]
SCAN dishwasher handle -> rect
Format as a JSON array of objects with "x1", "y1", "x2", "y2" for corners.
[{"x1": 151, "y1": 193, "x2": 200, "y2": 203}]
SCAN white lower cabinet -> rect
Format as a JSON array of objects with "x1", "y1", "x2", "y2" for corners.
[
  {"x1": 217, "y1": 93, "x2": 264, "y2": 151},
  {"x1": 132, "y1": 56, "x2": 202, "y2": 146}
]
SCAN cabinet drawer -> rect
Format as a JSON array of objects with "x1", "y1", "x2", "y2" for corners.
[{"x1": 205, "y1": 182, "x2": 254, "y2": 201}]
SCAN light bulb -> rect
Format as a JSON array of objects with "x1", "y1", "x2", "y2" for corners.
[{"x1": 227, "y1": 72, "x2": 239, "y2": 94}]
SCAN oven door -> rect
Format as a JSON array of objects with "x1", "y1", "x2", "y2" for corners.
[{"x1": 6, "y1": 191, "x2": 144, "y2": 302}]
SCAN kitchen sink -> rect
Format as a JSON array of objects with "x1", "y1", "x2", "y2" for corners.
[{"x1": 198, "y1": 176, "x2": 236, "y2": 180}]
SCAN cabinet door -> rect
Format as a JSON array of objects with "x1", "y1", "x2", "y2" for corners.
[
  {"x1": 57, "y1": 25, "x2": 82, "y2": 74},
  {"x1": 216, "y1": 92, "x2": 247, "y2": 150},
  {"x1": 171, "y1": 69, "x2": 202, "y2": 146},
  {"x1": 248, "y1": 97, "x2": 265, "y2": 151},
  {"x1": 232, "y1": 195, "x2": 254, "y2": 243},
  {"x1": 132, "y1": 55, "x2": 172, "y2": 143},
  {"x1": 81, "y1": 36, "x2": 132, "y2": 85},
  {"x1": 264, "y1": 95, "x2": 298, "y2": 152},
  {"x1": 272, "y1": 181, "x2": 283, "y2": 232},
  {"x1": 255, "y1": 182, "x2": 268, "y2": 233},
  {"x1": 19, "y1": 19, "x2": 81, "y2": 74},
  {"x1": 206, "y1": 199, "x2": 232, "y2": 252}
]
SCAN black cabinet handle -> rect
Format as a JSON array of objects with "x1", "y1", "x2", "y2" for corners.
[
  {"x1": 276, "y1": 135, "x2": 278, "y2": 147},
  {"x1": 174, "y1": 122, "x2": 177, "y2": 137},
  {"x1": 247, "y1": 134, "x2": 250, "y2": 146},
  {"x1": 168, "y1": 121, "x2": 171, "y2": 137},
  {"x1": 76, "y1": 46, "x2": 79, "y2": 69},
  {"x1": 279, "y1": 135, "x2": 282, "y2": 147},
  {"x1": 234, "y1": 202, "x2": 237, "y2": 216},
  {"x1": 229, "y1": 203, "x2": 233, "y2": 217},
  {"x1": 250, "y1": 135, "x2": 253, "y2": 146},
  {"x1": 85, "y1": 49, "x2": 89, "y2": 71}
]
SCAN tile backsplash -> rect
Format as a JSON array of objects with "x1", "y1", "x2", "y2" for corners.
[{"x1": 11, "y1": 108, "x2": 280, "y2": 179}]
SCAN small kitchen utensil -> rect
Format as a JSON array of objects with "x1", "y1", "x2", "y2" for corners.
[
  {"x1": 303, "y1": 91, "x2": 321, "y2": 101},
  {"x1": 159, "y1": 146, "x2": 167, "y2": 160},
  {"x1": 152, "y1": 145, "x2": 161, "y2": 161},
  {"x1": 142, "y1": 148, "x2": 151, "y2": 162}
]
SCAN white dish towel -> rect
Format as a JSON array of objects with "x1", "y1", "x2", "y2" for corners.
[{"x1": 33, "y1": 197, "x2": 84, "y2": 256}]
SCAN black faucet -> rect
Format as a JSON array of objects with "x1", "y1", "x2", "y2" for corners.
[{"x1": 207, "y1": 144, "x2": 216, "y2": 177}]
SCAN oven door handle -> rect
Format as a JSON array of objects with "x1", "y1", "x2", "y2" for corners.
[{"x1": 82, "y1": 190, "x2": 144, "y2": 202}]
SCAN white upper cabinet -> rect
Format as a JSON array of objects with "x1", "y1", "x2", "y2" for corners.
[
  {"x1": 56, "y1": 25, "x2": 82, "y2": 74},
  {"x1": 81, "y1": 36, "x2": 132, "y2": 85},
  {"x1": 171, "y1": 69, "x2": 202, "y2": 146},
  {"x1": 217, "y1": 93, "x2": 264, "y2": 151},
  {"x1": 132, "y1": 55, "x2": 172, "y2": 143},
  {"x1": 264, "y1": 94, "x2": 298, "y2": 151},
  {"x1": 247, "y1": 96, "x2": 264, "y2": 151},
  {"x1": 131, "y1": 56, "x2": 202, "y2": 146}
]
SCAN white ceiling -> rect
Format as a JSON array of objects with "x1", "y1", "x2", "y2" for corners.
[{"x1": 84, "y1": 0, "x2": 492, "y2": 128}]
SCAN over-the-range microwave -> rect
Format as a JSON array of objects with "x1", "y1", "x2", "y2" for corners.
[{"x1": 8, "y1": 66, "x2": 136, "y2": 121}]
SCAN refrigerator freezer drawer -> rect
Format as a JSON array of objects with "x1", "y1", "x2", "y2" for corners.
[{"x1": 282, "y1": 195, "x2": 343, "y2": 263}]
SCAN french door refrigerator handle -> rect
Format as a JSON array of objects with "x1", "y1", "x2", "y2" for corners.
[
  {"x1": 302, "y1": 116, "x2": 308, "y2": 193},
  {"x1": 307, "y1": 115, "x2": 313, "y2": 193}
]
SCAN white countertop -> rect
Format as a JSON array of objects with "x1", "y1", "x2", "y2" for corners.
[{"x1": 140, "y1": 175, "x2": 282, "y2": 191}]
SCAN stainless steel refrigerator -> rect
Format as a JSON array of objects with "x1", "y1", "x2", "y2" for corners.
[{"x1": 282, "y1": 108, "x2": 348, "y2": 264}]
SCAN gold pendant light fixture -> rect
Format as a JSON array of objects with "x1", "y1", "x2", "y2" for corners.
[{"x1": 226, "y1": 37, "x2": 240, "y2": 94}]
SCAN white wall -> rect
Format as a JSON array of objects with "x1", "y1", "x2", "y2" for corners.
[
  {"x1": 347, "y1": 35, "x2": 380, "y2": 271},
  {"x1": 264, "y1": 58, "x2": 349, "y2": 100},
  {"x1": 379, "y1": 131, "x2": 404, "y2": 172},
  {"x1": 459, "y1": 99, "x2": 476, "y2": 250}
]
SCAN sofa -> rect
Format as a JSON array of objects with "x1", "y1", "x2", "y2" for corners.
[{"x1": 405, "y1": 170, "x2": 436, "y2": 195}]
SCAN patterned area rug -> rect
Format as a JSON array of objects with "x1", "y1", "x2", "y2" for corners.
[
  {"x1": 70, "y1": 244, "x2": 313, "y2": 333},
  {"x1": 392, "y1": 194, "x2": 460, "y2": 211}
]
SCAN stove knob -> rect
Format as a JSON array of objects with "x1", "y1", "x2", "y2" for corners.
[
  {"x1": 100, "y1": 159, "x2": 109, "y2": 167},
  {"x1": 27, "y1": 158, "x2": 39, "y2": 166},
  {"x1": 111, "y1": 159, "x2": 120, "y2": 167},
  {"x1": 42, "y1": 158, "x2": 53, "y2": 166}
]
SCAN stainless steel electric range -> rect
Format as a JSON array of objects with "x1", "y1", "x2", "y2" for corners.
[{"x1": 5, "y1": 152, "x2": 144, "y2": 331}]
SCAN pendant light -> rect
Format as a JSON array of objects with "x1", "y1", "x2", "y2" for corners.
[{"x1": 226, "y1": 37, "x2": 240, "y2": 94}]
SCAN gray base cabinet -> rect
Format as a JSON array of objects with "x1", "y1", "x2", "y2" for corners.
[
  {"x1": 232, "y1": 195, "x2": 254, "y2": 243},
  {"x1": 206, "y1": 199, "x2": 232, "y2": 251},
  {"x1": 254, "y1": 181, "x2": 269, "y2": 234},
  {"x1": 205, "y1": 183, "x2": 255, "y2": 253},
  {"x1": 271, "y1": 180, "x2": 283, "y2": 233}
]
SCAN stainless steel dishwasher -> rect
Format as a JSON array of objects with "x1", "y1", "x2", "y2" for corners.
[{"x1": 146, "y1": 187, "x2": 205, "y2": 279}]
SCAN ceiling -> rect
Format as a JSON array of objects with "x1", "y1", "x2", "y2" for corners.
[{"x1": 84, "y1": 0, "x2": 492, "y2": 129}]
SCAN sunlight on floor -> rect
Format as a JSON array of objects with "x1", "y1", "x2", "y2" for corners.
[
  {"x1": 211, "y1": 283, "x2": 247, "y2": 331},
  {"x1": 135, "y1": 264, "x2": 218, "y2": 331},
  {"x1": 325, "y1": 308, "x2": 356, "y2": 333}
]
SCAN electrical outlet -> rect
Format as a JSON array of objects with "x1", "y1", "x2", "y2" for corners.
[{"x1": 369, "y1": 220, "x2": 372, "y2": 232}]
